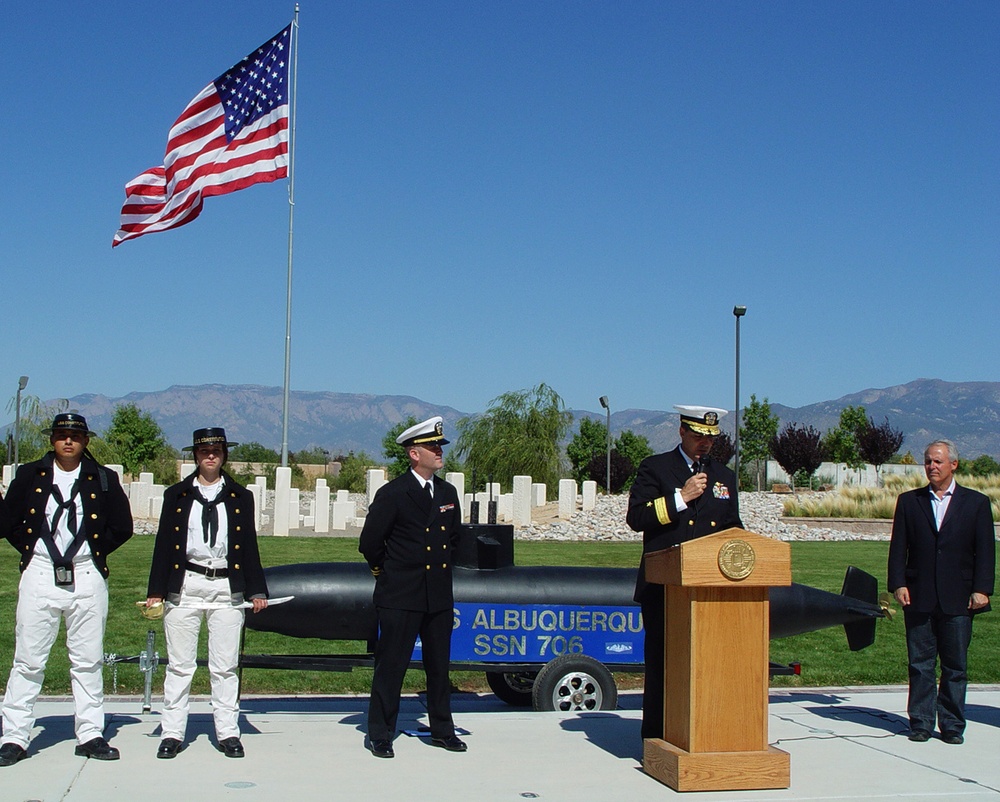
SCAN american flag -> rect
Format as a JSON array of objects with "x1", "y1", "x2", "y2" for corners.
[{"x1": 113, "y1": 24, "x2": 292, "y2": 247}]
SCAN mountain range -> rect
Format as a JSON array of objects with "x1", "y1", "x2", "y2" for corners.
[{"x1": 44, "y1": 378, "x2": 1000, "y2": 460}]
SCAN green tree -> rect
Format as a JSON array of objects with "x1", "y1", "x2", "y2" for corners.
[
  {"x1": 229, "y1": 442, "x2": 281, "y2": 463},
  {"x1": 5, "y1": 395, "x2": 69, "y2": 464},
  {"x1": 382, "y1": 416, "x2": 419, "y2": 479},
  {"x1": 822, "y1": 405, "x2": 867, "y2": 472},
  {"x1": 455, "y1": 383, "x2": 572, "y2": 491},
  {"x1": 329, "y1": 451, "x2": 374, "y2": 493},
  {"x1": 740, "y1": 394, "x2": 779, "y2": 490},
  {"x1": 103, "y1": 403, "x2": 176, "y2": 482},
  {"x1": 566, "y1": 417, "x2": 609, "y2": 483},
  {"x1": 959, "y1": 454, "x2": 1000, "y2": 477},
  {"x1": 615, "y1": 429, "x2": 652, "y2": 489},
  {"x1": 442, "y1": 450, "x2": 464, "y2": 475},
  {"x1": 293, "y1": 446, "x2": 329, "y2": 465}
]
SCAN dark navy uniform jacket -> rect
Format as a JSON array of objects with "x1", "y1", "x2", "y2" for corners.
[
  {"x1": 626, "y1": 447, "x2": 743, "y2": 601},
  {"x1": 359, "y1": 471, "x2": 461, "y2": 613},
  {"x1": 147, "y1": 471, "x2": 268, "y2": 600},
  {"x1": 4, "y1": 453, "x2": 133, "y2": 577},
  {"x1": 0, "y1": 490, "x2": 12, "y2": 543}
]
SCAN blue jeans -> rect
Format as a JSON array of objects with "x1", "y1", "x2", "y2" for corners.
[{"x1": 903, "y1": 609, "x2": 972, "y2": 735}]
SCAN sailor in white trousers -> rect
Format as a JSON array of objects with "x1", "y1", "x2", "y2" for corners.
[
  {"x1": 0, "y1": 413, "x2": 133, "y2": 767},
  {"x1": 146, "y1": 428, "x2": 268, "y2": 760}
]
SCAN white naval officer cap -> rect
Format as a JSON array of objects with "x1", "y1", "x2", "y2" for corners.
[
  {"x1": 396, "y1": 416, "x2": 450, "y2": 447},
  {"x1": 674, "y1": 405, "x2": 727, "y2": 436}
]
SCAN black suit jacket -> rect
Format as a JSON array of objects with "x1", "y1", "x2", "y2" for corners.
[
  {"x1": 359, "y1": 471, "x2": 461, "y2": 613},
  {"x1": 147, "y1": 471, "x2": 268, "y2": 599},
  {"x1": 888, "y1": 483, "x2": 995, "y2": 616},
  {"x1": 626, "y1": 448, "x2": 743, "y2": 600},
  {"x1": 4, "y1": 452, "x2": 133, "y2": 577}
]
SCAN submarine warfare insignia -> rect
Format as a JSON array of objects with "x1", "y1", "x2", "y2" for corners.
[{"x1": 718, "y1": 539, "x2": 755, "y2": 580}]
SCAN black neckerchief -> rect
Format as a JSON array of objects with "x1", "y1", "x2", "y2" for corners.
[
  {"x1": 50, "y1": 481, "x2": 79, "y2": 540},
  {"x1": 191, "y1": 479, "x2": 225, "y2": 548},
  {"x1": 42, "y1": 480, "x2": 86, "y2": 567}
]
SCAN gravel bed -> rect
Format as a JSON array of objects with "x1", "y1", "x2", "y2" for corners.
[{"x1": 512, "y1": 492, "x2": 890, "y2": 542}]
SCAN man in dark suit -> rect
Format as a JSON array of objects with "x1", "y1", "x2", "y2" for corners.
[
  {"x1": 359, "y1": 416, "x2": 465, "y2": 758},
  {"x1": 888, "y1": 439, "x2": 994, "y2": 745},
  {"x1": 626, "y1": 405, "x2": 743, "y2": 741}
]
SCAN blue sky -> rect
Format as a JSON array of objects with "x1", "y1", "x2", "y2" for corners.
[{"x1": 3, "y1": 1, "x2": 997, "y2": 427}]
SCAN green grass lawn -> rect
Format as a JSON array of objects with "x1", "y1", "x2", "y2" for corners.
[{"x1": 0, "y1": 536, "x2": 996, "y2": 696}]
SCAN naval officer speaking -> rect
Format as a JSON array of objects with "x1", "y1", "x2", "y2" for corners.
[{"x1": 626, "y1": 405, "x2": 744, "y2": 741}]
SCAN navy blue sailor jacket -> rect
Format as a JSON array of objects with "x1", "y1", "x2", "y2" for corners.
[
  {"x1": 147, "y1": 470, "x2": 268, "y2": 600},
  {"x1": 626, "y1": 447, "x2": 743, "y2": 602},
  {"x1": 4, "y1": 452, "x2": 133, "y2": 577},
  {"x1": 359, "y1": 471, "x2": 462, "y2": 613}
]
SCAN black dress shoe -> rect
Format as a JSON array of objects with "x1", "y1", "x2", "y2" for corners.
[
  {"x1": 217, "y1": 737, "x2": 245, "y2": 758},
  {"x1": 74, "y1": 737, "x2": 120, "y2": 760},
  {"x1": 908, "y1": 729, "x2": 931, "y2": 742},
  {"x1": 0, "y1": 743, "x2": 28, "y2": 766},
  {"x1": 157, "y1": 738, "x2": 183, "y2": 759},
  {"x1": 430, "y1": 735, "x2": 468, "y2": 752},
  {"x1": 369, "y1": 739, "x2": 394, "y2": 758},
  {"x1": 941, "y1": 732, "x2": 964, "y2": 745}
]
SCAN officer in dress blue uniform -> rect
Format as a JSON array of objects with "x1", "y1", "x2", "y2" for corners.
[
  {"x1": 359, "y1": 416, "x2": 465, "y2": 759},
  {"x1": 626, "y1": 405, "x2": 743, "y2": 741},
  {"x1": 0, "y1": 413, "x2": 133, "y2": 766}
]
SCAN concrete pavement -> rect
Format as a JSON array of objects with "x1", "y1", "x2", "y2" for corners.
[{"x1": 4, "y1": 687, "x2": 1000, "y2": 801}]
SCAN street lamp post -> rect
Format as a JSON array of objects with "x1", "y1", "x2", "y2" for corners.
[
  {"x1": 599, "y1": 396, "x2": 611, "y2": 494},
  {"x1": 733, "y1": 307, "x2": 747, "y2": 485},
  {"x1": 14, "y1": 375, "x2": 28, "y2": 471}
]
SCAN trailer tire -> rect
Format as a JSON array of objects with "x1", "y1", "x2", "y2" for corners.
[
  {"x1": 485, "y1": 670, "x2": 537, "y2": 707},
  {"x1": 531, "y1": 654, "x2": 617, "y2": 712}
]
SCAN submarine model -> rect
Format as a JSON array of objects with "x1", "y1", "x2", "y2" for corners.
[{"x1": 243, "y1": 524, "x2": 888, "y2": 710}]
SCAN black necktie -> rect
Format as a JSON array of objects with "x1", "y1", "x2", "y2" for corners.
[
  {"x1": 691, "y1": 460, "x2": 701, "y2": 474},
  {"x1": 425, "y1": 481, "x2": 434, "y2": 500},
  {"x1": 192, "y1": 489, "x2": 223, "y2": 547}
]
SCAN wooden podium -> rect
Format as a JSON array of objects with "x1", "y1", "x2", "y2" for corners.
[{"x1": 642, "y1": 528, "x2": 792, "y2": 792}]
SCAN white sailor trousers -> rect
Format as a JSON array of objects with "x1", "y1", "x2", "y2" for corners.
[
  {"x1": 160, "y1": 571, "x2": 244, "y2": 741},
  {"x1": 1, "y1": 559, "x2": 109, "y2": 747}
]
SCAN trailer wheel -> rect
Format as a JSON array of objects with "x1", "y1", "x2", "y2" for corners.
[
  {"x1": 485, "y1": 670, "x2": 537, "y2": 707},
  {"x1": 531, "y1": 654, "x2": 617, "y2": 712}
]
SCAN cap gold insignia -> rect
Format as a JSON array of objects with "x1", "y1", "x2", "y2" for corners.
[{"x1": 718, "y1": 539, "x2": 755, "y2": 580}]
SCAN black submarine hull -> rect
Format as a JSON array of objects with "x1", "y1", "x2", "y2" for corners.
[{"x1": 246, "y1": 561, "x2": 884, "y2": 652}]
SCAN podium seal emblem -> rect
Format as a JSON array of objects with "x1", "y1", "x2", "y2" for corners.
[{"x1": 718, "y1": 539, "x2": 755, "y2": 580}]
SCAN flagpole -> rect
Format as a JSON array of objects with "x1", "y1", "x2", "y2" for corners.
[{"x1": 280, "y1": 4, "x2": 300, "y2": 468}]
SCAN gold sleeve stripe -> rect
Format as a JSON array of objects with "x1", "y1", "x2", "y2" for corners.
[{"x1": 654, "y1": 496, "x2": 671, "y2": 525}]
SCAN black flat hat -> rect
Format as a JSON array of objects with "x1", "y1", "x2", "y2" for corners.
[
  {"x1": 42, "y1": 412, "x2": 96, "y2": 437},
  {"x1": 182, "y1": 427, "x2": 239, "y2": 452}
]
